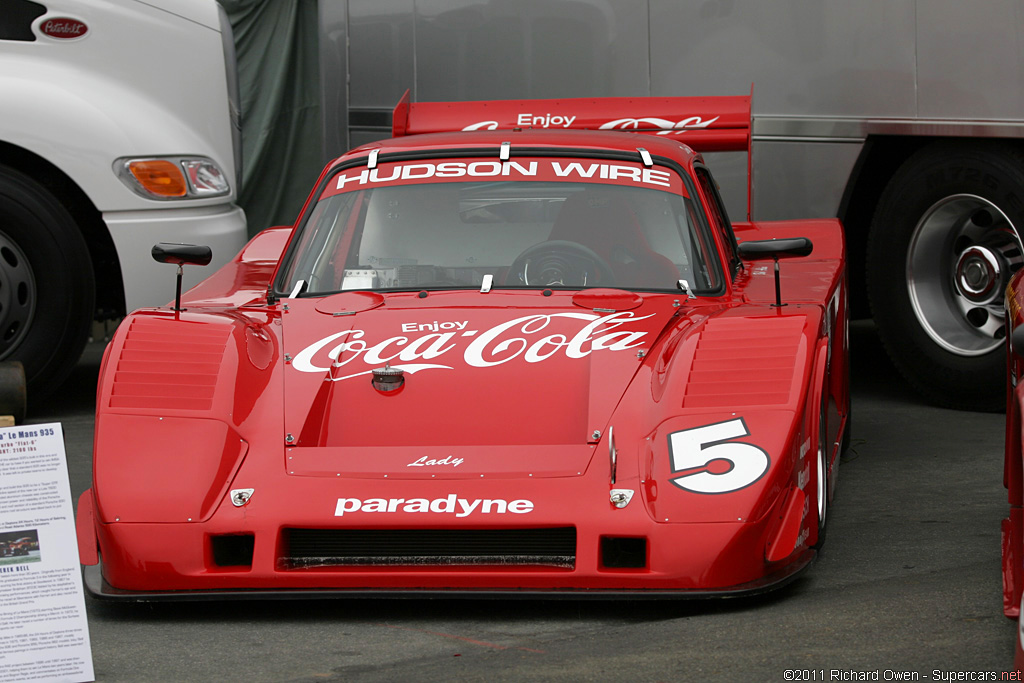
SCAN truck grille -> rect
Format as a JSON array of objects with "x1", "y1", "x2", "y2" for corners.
[{"x1": 281, "y1": 527, "x2": 576, "y2": 569}]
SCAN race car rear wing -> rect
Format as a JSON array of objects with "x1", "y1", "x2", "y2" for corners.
[
  {"x1": 391, "y1": 90, "x2": 753, "y2": 218},
  {"x1": 391, "y1": 91, "x2": 751, "y2": 155}
]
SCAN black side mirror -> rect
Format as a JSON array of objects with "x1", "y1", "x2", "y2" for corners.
[
  {"x1": 1012, "y1": 323, "x2": 1024, "y2": 358},
  {"x1": 737, "y1": 237, "x2": 813, "y2": 307},
  {"x1": 737, "y1": 237, "x2": 813, "y2": 260},
  {"x1": 152, "y1": 243, "x2": 213, "y2": 267},
  {"x1": 152, "y1": 243, "x2": 212, "y2": 311}
]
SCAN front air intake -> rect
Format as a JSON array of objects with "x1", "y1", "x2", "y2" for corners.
[
  {"x1": 211, "y1": 534, "x2": 255, "y2": 568},
  {"x1": 600, "y1": 536, "x2": 647, "y2": 569},
  {"x1": 281, "y1": 528, "x2": 576, "y2": 569}
]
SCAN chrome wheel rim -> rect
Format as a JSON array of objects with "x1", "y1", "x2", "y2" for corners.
[
  {"x1": 0, "y1": 232, "x2": 35, "y2": 359},
  {"x1": 906, "y1": 194, "x2": 1022, "y2": 356}
]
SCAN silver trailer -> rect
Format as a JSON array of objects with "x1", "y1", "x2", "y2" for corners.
[{"x1": 318, "y1": 0, "x2": 1024, "y2": 411}]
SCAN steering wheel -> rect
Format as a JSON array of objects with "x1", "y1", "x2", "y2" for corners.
[{"x1": 507, "y1": 240, "x2": 615, "y2": 287}]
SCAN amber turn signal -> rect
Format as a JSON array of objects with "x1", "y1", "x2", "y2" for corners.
[
  {"x1": 114, "y1": 156, "x2": 231, "y2": 200},
  {"x1": 125, "y1": 159, "x2": 188, "y2": 197}
]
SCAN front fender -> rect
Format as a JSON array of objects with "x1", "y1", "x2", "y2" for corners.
[{"x1": 0, "y1": 69, "x2": 234, "y2": 210}]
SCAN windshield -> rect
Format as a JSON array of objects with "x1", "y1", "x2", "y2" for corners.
[{"x1": 280, "y1": 160, "x2": 721, "y2": 295}]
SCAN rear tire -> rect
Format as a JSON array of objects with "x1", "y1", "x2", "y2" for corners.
[
  {"x1": 0, "y1": 166, "x2": 95, "y2": 405},
  {"x1": 866, "y1": 142, "x2": 1024, "y2": 411}
]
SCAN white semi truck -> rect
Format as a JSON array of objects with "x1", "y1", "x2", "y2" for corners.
[{"x1": 0, "y1": 0, "x2": 247, "y2": 402}]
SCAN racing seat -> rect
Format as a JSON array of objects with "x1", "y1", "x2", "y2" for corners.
[{"x1": 549, "y1": 190, "x2": 680, "y2": 289}]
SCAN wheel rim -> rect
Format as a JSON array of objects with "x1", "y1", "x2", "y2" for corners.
[
  {"x1": 906, "y1": 194, "x2": 1023, "y2": 356},
  {"x1": 0, "y1": 232, "x2": 36, "y2": 359}
]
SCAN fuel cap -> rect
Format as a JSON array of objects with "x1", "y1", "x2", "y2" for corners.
[{"x1": 371, "y1": 363, "x2": 405, "y2": 392}]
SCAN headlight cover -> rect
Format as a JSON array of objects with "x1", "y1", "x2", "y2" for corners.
[{"x1": 115, "y1": 156, "x2": 231, "y2": 200}]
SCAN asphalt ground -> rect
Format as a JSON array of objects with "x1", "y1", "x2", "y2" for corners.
[{"x1": 32, "y1": 321, "x2": 1016, "y2": 682}]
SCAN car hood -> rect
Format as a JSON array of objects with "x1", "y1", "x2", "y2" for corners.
[
  {"x1": 94, "y1": 290, "x2": 820, "y2": 525},
  {"x1": 279, "y1": 289, "x2": 681, "y2": 478}
]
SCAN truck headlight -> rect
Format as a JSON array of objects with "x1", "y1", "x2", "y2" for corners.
[{"x1": 115, "y1": 156, "x2": 231, "y2": 199}]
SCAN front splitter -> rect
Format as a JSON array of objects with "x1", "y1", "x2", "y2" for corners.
[{"x1": 82, "y1": 548, "x2": 815, "y2": 602}]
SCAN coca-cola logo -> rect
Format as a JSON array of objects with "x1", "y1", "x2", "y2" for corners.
[
  {"x1": 599, "y1": 116, "x2": 720, "y2": 135},
  {"x1": 462, "y1": 121, "x2": 499, "y2": 131},
  {"x1": 460, "y1": 114, "x2": 720, "y2": 135},
  {"x1": 292, "y1": 311, "x2": 653, "y2": 382},
  {"x1": 40, "y1": 18, "x2": 88, "y2": 39}
]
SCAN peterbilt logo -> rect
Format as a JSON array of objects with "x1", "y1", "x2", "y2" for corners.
[
  {"x1": 40, "y1": 18, "x2": 88, "y2": 39},
  {"x1": 293, "y1": 311, "x2": 653, "y2": 381}
]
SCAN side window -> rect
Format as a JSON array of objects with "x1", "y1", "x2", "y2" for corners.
[{"x1": 695, "y1": 166, "x2": 741, "y2": 277}]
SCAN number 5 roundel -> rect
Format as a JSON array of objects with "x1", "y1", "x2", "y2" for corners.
[{"x1": 667, "y1": 418, "x2": 770, "y2": 494}]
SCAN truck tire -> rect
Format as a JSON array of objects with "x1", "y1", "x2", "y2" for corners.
[
  {"x1": 866, "y1": 142, "x2": 1024, "y2": 411},
  {"x1": 0, "y1": 165, "x2": 95, "y2": 405}
]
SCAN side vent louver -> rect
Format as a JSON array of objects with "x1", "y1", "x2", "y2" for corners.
[
  {"x1": 109, "y1": 318, "x2": 229, "y2": 410},
  {"x1": 684, "y1": 317, "x2": 804, "y2": 408}
]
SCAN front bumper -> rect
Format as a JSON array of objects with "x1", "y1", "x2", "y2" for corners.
[
  {"x1": 79, "y1": 473, "x2": 816, "y2": 600},
  {"x1": 83, "y1": 548, "x2": 814, "y2": 601}
]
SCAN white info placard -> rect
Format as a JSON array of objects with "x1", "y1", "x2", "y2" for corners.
[{"x1": 0, "y1": 423, "x2": 94, "y2": 683}]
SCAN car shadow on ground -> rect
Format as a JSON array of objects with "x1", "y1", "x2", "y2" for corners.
[
  {"x1": 847, "y1": 319, "x2": 921, "y2": 405},
  {"x1": 85, "y1": 580, "x2": 805, "y2": 626}
]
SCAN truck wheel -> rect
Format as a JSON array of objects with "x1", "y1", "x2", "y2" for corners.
[
  {"x1": 866, "y1": 142, "x2": 1024, "y2": 411},
  {"x1": 0, "y1": 166, "x2": 95, "y2": 405}
]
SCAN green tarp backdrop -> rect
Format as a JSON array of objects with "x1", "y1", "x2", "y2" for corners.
[{"x1": 221, "y1": 0, "x2": 322, "y2": 236}]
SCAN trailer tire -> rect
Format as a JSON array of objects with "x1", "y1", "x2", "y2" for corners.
[
  {"x1": 866, "y1": 142, "x2": 1024, "y2": 411},
  {"x1": 0, "y1": 165, "x2": 95, "y2": 406}
]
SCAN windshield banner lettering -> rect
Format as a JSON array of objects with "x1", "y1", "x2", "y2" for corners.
[{"x1": 322, "y1": 157, "x2": 683, "y2": 200}]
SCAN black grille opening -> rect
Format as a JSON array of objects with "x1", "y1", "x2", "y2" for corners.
[
  {"x1": 600, "y1": 536, "x2": 647, "y2": 569},
  {"x1": 281, "y1": 527, "x2": 576, "y2": 569},
  {"x1": 0, "y1": 0, "x2": 45, "y2": 42},
  {"x1": 211, "y1": 534, "x2": 255, "y2": 568}
]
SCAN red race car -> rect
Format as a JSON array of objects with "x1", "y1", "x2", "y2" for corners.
[
  {"x1": 76, "y1": 93, "x2": 850, "y2": 599},
  {"x1": 1002, "y1": 272, "x2": 1024, "y2": 668}
]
